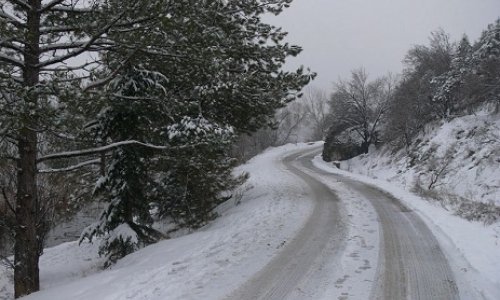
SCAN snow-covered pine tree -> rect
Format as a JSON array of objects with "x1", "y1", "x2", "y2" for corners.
[
  {"x1": 432, "y1": 35, "x2": 473, "y2": 117},
  {"x1": 80, "y1": 0, "x2": 312, "y2": 261},
  {"x1": 80, "y1": 67, "x2": 168, "y2": 265},
  {"x1": 471, "y1": 19, "x2": 500, "y2": 112},
  {"x1": 433, "y1": 20, "x2": 500, "y2": 115},
  {"x1": 157, "y1": 116, "x2": 246, "y2": 229},
  {"x1": 0, "y1": 0, "x2": 166, "y2": 297},
  {"x1": 2, "y1": 0, "x2": 312, "y2": 294}
]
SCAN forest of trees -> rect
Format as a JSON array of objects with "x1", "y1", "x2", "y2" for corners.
[
  {"x1": 0, "y1": 0, "x2": 314, "y2": 297},
  {"x1": 324, "y1": 20, "x2": 500, "y2": 161}
]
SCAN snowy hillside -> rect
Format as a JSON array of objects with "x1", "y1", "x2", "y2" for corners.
[
  {"x1": 1, "y1": 139, "x2": 499, "y2": 300},
  {"x1": 336, "y1": 112, "x2": 500, "y2": 223},
  {"x1": 0, "y1": 143, "x2": 319, "y2": 300}
]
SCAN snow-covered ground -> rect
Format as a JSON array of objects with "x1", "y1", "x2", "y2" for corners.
[
  {"x1": 341, "y1": 113, "x2": 500, "y2": 207},
  {"x1": 313, "y1": 156, "x2": 500, "y2": 299},
  {"x1": 0, "y1": 143, "x2": 319, "y2": 300},
  {"x1": 1, "y1": 137, "x2": 499, "y2": 299}
]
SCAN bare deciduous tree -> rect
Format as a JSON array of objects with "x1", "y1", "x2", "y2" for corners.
[
  {"x1": 328, "y1": 68, "x2": 391, "y2": 153},
  {"x1": 303, "y1": 87, "x2": 331, "y2": 140}
]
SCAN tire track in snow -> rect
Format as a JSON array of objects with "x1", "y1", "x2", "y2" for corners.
[
  {"x1": 226, "y1": 147, "x2": 459, "y2": 300},
  {"x1": 303, "y1": 153, "x2": 460, "y2": 300},
  {"x1": 224, "y1": 149, "x2": 348, "y2": 300}
]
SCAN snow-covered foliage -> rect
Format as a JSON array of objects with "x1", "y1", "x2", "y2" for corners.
[
  {"x1": 167, "y1": 116, "x2": 234, "y2": 145},
  {"x1": 432, "y1": 20, "x2": 500, "y2": 117}
]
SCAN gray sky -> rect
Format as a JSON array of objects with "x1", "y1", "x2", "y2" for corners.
[{"x1": 268, "y1": 0, "x2": 500, "y2": 91}]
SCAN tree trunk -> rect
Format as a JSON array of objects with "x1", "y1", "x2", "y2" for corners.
[
  {"x1": 14, "y1": 1, "x2": 42, "y2": 297},
  {"x1": 14, "y1": 129, "x2": 40, "y2": 298}
]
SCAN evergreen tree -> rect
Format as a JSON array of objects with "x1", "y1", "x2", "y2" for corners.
[
  {"x1": 1, "y1": 1, "x2": 311, "y2": 295},
  {"x1": 79, "y1": 0, "x2": 313, "y2": 264},
  {"x1": 80, "y1": 67, "x2": 168, "y2": 264},
  {"x1": 432, "y1": 35, "x2": 473, "y2": 118},
  {"x1": 471, "y1": 19, "x2": 500, "y2": 112},
  {"x1": 0, "y1": 0, "x2": 154, "y2": 296}
]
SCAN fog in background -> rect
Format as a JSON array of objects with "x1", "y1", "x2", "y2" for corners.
[{"x1": 269, "y1": 0, "x2": 500, "y2": 91}]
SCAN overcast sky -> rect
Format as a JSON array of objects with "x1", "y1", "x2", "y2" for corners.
[{"x1": 268, "y1": 0, "x2": 500, "y2": 91}]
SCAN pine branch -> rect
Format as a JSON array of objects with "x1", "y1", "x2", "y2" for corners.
[
  {"x1": 83, "y1": 49, "x2": 138, "y2": 92},
  {"x1": 37, "y1": 140, "x2": 207, "y2": 163},
  {"x1": 5, "y1": 0, "x2": 31, "y2": 11},
  {"x1": 40, "y1": 25, "x2": 85, "y2": 34},
  {"x1": 0, "y1": 39, "x2": 25, "y2": 54},
  {"x1": 0, "y1": 10, "x2": 26, "y2": 28},
  {"x1": 38, "y1": 0, "x2": 64, "y2": 13},
  {"x1": 41, "y1": 60, "x2": 100, "y2": 72},
  {"x1": 36, "y1": 11, "x2": 128, "y2": 68},
  {"x1": 49, "y1": 6, "x2": 92, "y2": 13},
  {"x1": 0, "y1": 53, "x2": 24, "y2": 68},
  {"x1": 39, "y1": 40, "x2": 115, "y2": 53},
  {"x1": 38, "y1": 158, "x2": 101, "y2": 173}
]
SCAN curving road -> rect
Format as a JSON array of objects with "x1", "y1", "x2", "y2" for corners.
[
  {"x1": 226, "y1": 147, "x2": 459, "y2": 300},
  {"x1": 225, "y1": 149, "x2": 348, "y2": 300}
]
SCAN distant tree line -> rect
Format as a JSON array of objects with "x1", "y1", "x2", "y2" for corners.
[{"x1": 324, "y1": 20, "x2": 500, "y2": 161}]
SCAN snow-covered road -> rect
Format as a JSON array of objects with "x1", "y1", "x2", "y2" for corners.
[
  {"x1": 230, "y1": 147, "x2": 459, "y2": 299},
  {"x1": 225, "y1": 149, "x2": 348, "y2": 299}
]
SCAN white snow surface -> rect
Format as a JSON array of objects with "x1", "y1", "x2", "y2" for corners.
[
  {"x1": 313, "y1": 156, "x2": 500, "y2": 299},
  {"x1": 1, "y1": 136, "x2": 499, "y2": 299},
  {"x1": 1, "y1": 143, "x2": 319, "y2": 300},
  {"x1": 340, "y1": 113, "x2": 500, "y2": 206}
]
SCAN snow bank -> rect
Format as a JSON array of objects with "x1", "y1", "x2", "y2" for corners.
[{"x1": 0, "y1": 143, "x2": 319, "y2": 300}]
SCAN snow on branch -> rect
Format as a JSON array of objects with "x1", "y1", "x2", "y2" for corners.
[
  {"x1": 37, "y1": 140, "x2": 206, "y2": 163},
  {"x1": 40, "y1": 40, "x2": 115, "y2": 53},
  {"x1": 38, "y1": 0, "x2": 65, "y2": 13},
  {"x1": 38, "y1": 158, "x2": 101, "y2": 173},
  {"x1": 83, "y1": 50, "x2": 138, "y2": 92},
  {"x1": 0, "y1": 10, "x2": 26, "y2": 28},
  {"x1": 5, "y1": 0, "x2": 31, "y2": 11},
  {"x1": 0, "y1": 53, "x2": 24, "y2": 68},
  {"x1": 0, "y1": 39, "x2": 25, "y2": 54},
  {"x1": 35, "y1": 10, "x2": 128, "y2": 68}
]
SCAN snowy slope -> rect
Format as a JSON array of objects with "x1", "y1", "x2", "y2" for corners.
[
  {"x1": 340, "y1": 113, "x2": 500, "y2": 211},
  {"x1": 0, "y1": 143, "x2": 319, "y2": 300}
]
